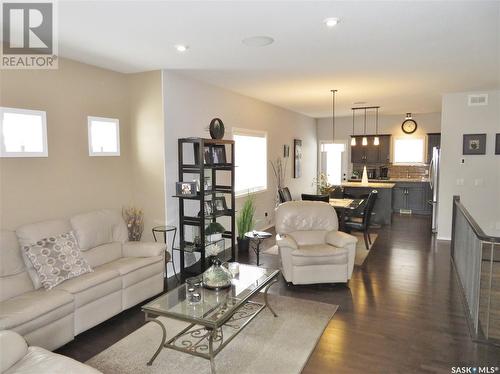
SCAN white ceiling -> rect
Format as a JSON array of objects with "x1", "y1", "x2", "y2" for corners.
[{"x1": 59, "y1": 1, "x2": 500, "y2": 118}]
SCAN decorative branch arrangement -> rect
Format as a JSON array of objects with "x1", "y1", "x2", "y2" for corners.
[
  {"x1": 122, "y1": 206, "x2": 144, "y2": 241},
  {"x1": 269, "y1": 157, "x2": 288, "y2": 189}
]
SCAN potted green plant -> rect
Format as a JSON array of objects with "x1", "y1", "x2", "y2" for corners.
[
  {"x1": 205, "y1": 222, "x2": 225, "y2": 243},
  {"x1": 236, "y1": 195, "x2": 255, "y2": 252}
]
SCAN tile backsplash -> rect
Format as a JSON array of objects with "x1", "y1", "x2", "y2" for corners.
[{"x1": 388, "y1": 165, "x2": 429, "y2": 179}]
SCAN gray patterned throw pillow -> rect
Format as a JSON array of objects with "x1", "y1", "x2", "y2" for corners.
[{"x1": 24, "y1": 231, "x2": 93, "y2": 290}]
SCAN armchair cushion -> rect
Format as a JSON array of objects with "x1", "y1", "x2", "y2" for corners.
[
  {"x1": 122, "y1": 242, "x2": 166, "y2": 258},
  {"x1": 275, "y1": 234, "x2": 298, "y2": 250},
  {"x1": 0, "y1": 330, "x2": 28, "y2": 372},
  {"x1": 292, "y1": 245, "x2": 348, "y2": 266},
  {"x1": 326, "y1": 231, "x2": 357, "y2": 248}
]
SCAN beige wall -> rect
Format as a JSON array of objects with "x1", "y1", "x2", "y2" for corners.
[
  {"x1": 162, "y1": 71, "x2": 317, "y2": 268},
  {"x1": 0, "y1": 59, "x2": 165, "y2": 236},
  {"x1": 438, "y1": 90, "x2": 500, "y2": 239},
  {"x1": 128, "y1": 71, "x2": 166, "y2": 241}
]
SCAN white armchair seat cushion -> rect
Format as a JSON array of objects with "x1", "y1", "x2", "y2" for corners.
[
  {"x1": 4, "y1": 346, "x2": 101, "y2": 374},
  {"x1": 0, "y1": 289, "x2": 73, "y2": 332},
  {"x1": 55, "y1": 266, "x2": 121, "y2": 308},
  {"x1": 292, "y1": 245, "x2": 348, "y2": 266},
  {"x1": 100, "y1": 256, "x2": 163, "y2": 288}
]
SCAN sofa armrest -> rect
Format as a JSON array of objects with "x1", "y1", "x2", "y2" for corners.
[
  {"x1": 326, "y1": 230, "x2": 357, "y2": 248},
  {"x1": 0, "y1": 330, "x2": 28, "y2": 372},
  {"x1": 122, "y1": 241, "x2": 166, "y2": 258},
  {"x1": 276, "y1": 234, "x2": 298, "y2": 250}
]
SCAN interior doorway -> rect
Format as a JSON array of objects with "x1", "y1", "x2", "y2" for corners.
[{"x1": 319, "y1": 141, "x2": 348, "y2": 186}]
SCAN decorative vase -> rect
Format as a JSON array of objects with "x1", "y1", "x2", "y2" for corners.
[
  {"x1": 203, "y1": 258, "x2": 233, "y2": 290},
  {"x1": 237, "y1": 237, "x2": 250, "y2": 252},
  {"x1": 361, "y1": 166, "x2": 369, "y2": 186}
]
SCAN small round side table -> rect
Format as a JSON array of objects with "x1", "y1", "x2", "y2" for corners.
[
  {"x1": 244, "y1": 231, "x2": 272, "y2": 266},
  {"x1": 152, "y1": 225, "x2": 179, "y2": 282}
]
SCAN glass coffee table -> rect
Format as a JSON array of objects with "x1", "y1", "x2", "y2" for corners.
[{"x1": 142, "y1": 264, "x2": 280, "y2": 374}]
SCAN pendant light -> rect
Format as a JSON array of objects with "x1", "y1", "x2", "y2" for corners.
[
  {"x1": 351, "y1": 109, "x2": 356, "y2": 146},
  {"x1": 362, "y1": 108, "x2": 368, "y2": 146},
  {"x1": 373, "y1": 107, "x2": 380, "y2": 145},
  {"x1": 331, "y1": 89, "x2": 337, "y2": 142}
]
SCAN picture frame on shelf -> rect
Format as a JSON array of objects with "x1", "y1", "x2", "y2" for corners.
[
  {"x1": 495, "y1": 134, "x2": 500, "y2": 155},
  {"x1": 203, "y1": 146, "x2": 213, "y2": 164},
  {"x1": 204, "y1": 201, "x2": 213, "y2": 216},
  {"x1": 176, "y1": 181, "x2": 197, "y2": 196},
  {"x1": 211, "y1": 145, "x2": 227, "y2": 164},
  {"x1": 213, "y1": 196, "x2": 228, "y2": 213},
  {"x1": 463, "y1": 134, "x2": 487, "y2": 155},
  {"x1": 203, "y1": 176, "x2": 212, "y2": 191}
]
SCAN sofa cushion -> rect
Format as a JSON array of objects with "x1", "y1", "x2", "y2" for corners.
[
  {"x1": 0, "y1": 330, "x2": 28, "y2": 373},
  {"x1": 24, "y1": 232, "x2": 93, "y2": 290},
  {"x1": 4, "y1": 346, "x2": 102, "y2": 374},
  {"x1": 81, "y1": 242, "x2": 123, "y2": 268},
  {"x1": 55, "y1": 264, "x2": 121, "y2": 308},
  {"x1": 101, "y1": 256, "x2": 163, "y2": 288},
  {"x1": 288, "y1": 230, "x2": 328, "y2": 246},
  {"x1": 292, "y1": 245, "x2": 348, "y2": 266},
  {"x1": 70, "y1": 210, "x2": 128, "y2": 251},
  {"x1": 16, "y1": 220, "x2": 72, "y2": 290},
  {"x1": 0, "y1": 289, "x2": 74, "y2": 332},
  {"x1": 0, "y1": 231, "x2": 34, "y2": 302}
]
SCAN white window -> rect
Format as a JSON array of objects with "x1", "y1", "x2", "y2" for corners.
[
  {"x1": 88, "y1": 116, "x2": 120, "y2": 156},
  {"x1": 393, "y1": 137, "x2": 424, "y2": 164},
  {"x1": 0, "y1": 107, "x2": 48, "y2": 157},
  {"x1": 320, "y1": 142, "x2": 346, "y2": 185},
  {"x1": 233, "y1": 129, "x2": 267, "y2": 196}
]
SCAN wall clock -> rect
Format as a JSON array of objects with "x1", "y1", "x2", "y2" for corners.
[
  {"x1": 401, "y1": 113, "x2": 417, "y2": 134},
  {"x1": 209, "y1": 118, "x2": 225, "y2": 139}
]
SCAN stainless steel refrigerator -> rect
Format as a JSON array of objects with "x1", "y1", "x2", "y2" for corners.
[{"x1": 429, "y1": 146, "x2": 440, "y2": 233}]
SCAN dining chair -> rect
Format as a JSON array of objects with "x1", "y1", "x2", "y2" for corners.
[
  {"x1": 301, "y1": 193, "x2": 329, "y2": 203},
  {"x1": 278, "y1": 187, "x2": 293, "y2": 203},
  {"x1": 344, "y1": 190, "x2": 378, "y2": 250}
]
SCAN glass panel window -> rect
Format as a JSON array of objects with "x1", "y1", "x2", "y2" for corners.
[
  {"x1": 234, "y1": 129, "x2": 267, "y2": 195},
  {"x1": 88, "y1": 116, "x2": 120, "y2": 156},
  {"x1": 0, "y1": 107, "x2": 48, "y2": 157},
  {"x1": 394, "y1": 137, "x2": 424, "y2": 164}
]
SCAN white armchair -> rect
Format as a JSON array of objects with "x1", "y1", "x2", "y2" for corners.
[{"x1": 275, "y1": 201, "x2": 358, "y2": 285}]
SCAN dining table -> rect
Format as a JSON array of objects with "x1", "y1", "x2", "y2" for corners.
[{"x1": 329, "y1": 198, "x2": 365, "y2": 231}]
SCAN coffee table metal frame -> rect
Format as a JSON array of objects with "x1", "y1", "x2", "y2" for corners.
[{"x1": 142, "y1": 269, "x2": 280, "y2": 374}]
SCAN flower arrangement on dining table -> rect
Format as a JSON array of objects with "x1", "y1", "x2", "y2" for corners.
[{"x1": 312, "y1": 172, "x2": 334, "y2": 195}]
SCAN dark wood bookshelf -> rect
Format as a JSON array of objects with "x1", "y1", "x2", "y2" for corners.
[{"x1": 175, "y1": 137, "x2": 236, "y2": 277}]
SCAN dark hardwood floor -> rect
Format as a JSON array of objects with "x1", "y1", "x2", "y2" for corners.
[{"x1": 56, "y1": 214, "x2": 500, "y2": 372}]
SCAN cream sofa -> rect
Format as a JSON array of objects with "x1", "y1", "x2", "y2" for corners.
[
  {"x1": 0, "y1": 210, "x2": 166, "y2": 351},
  {"x1": 275, "y1": 201, "x2": 358, "y2": 285},
  {"x1": 0, "y1": 330, "x2": 101, "y2": 374}
]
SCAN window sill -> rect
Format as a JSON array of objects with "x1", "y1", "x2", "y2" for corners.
[{"x1": 235, "y1": 188, "x2": 268, "y2": 199}]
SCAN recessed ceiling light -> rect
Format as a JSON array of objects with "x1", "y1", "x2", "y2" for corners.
[
  {"x1": 323, "y1": 17, "x2": 340, "y2": 28},
  {"x1": 242, "y1": 36, "x2": 274, "y2": 47},
  {"x1": 175, "y1": 44, "x2": 189, "y2": 52}
]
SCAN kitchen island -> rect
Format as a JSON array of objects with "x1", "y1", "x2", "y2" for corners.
[{"x1": 341, "y1": 182, "x2": 395, "y2": 225}]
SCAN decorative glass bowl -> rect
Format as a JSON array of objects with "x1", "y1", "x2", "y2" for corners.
[{"x1": 203, "y1": 259, "x2": 233, "y2": 290}]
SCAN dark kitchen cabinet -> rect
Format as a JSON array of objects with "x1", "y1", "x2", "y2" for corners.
[
  {"x1": 378, "y1": 135, "x2": 391, "y2": 163},
  {"x1": 426, "y1": 133, "x2": 441, "y2": 164},
  {"x1": 392, "y1": 182, "x2": 431, "y2": 215},
  {"x1": 350, "y1": 135, "x2": 391, "y2": 164}
]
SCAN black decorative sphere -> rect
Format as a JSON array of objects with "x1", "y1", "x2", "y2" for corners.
[{"x1": 209, "y1": 118, "x2": 225, "y2": 139}]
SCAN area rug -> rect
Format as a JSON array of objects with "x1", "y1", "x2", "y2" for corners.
[
  {"x1": 262, "y1": 232, "x2": 378, "y2": 266},
  {"x1": 86, "y1": 294, "x2": 337, "y2": 374}
]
